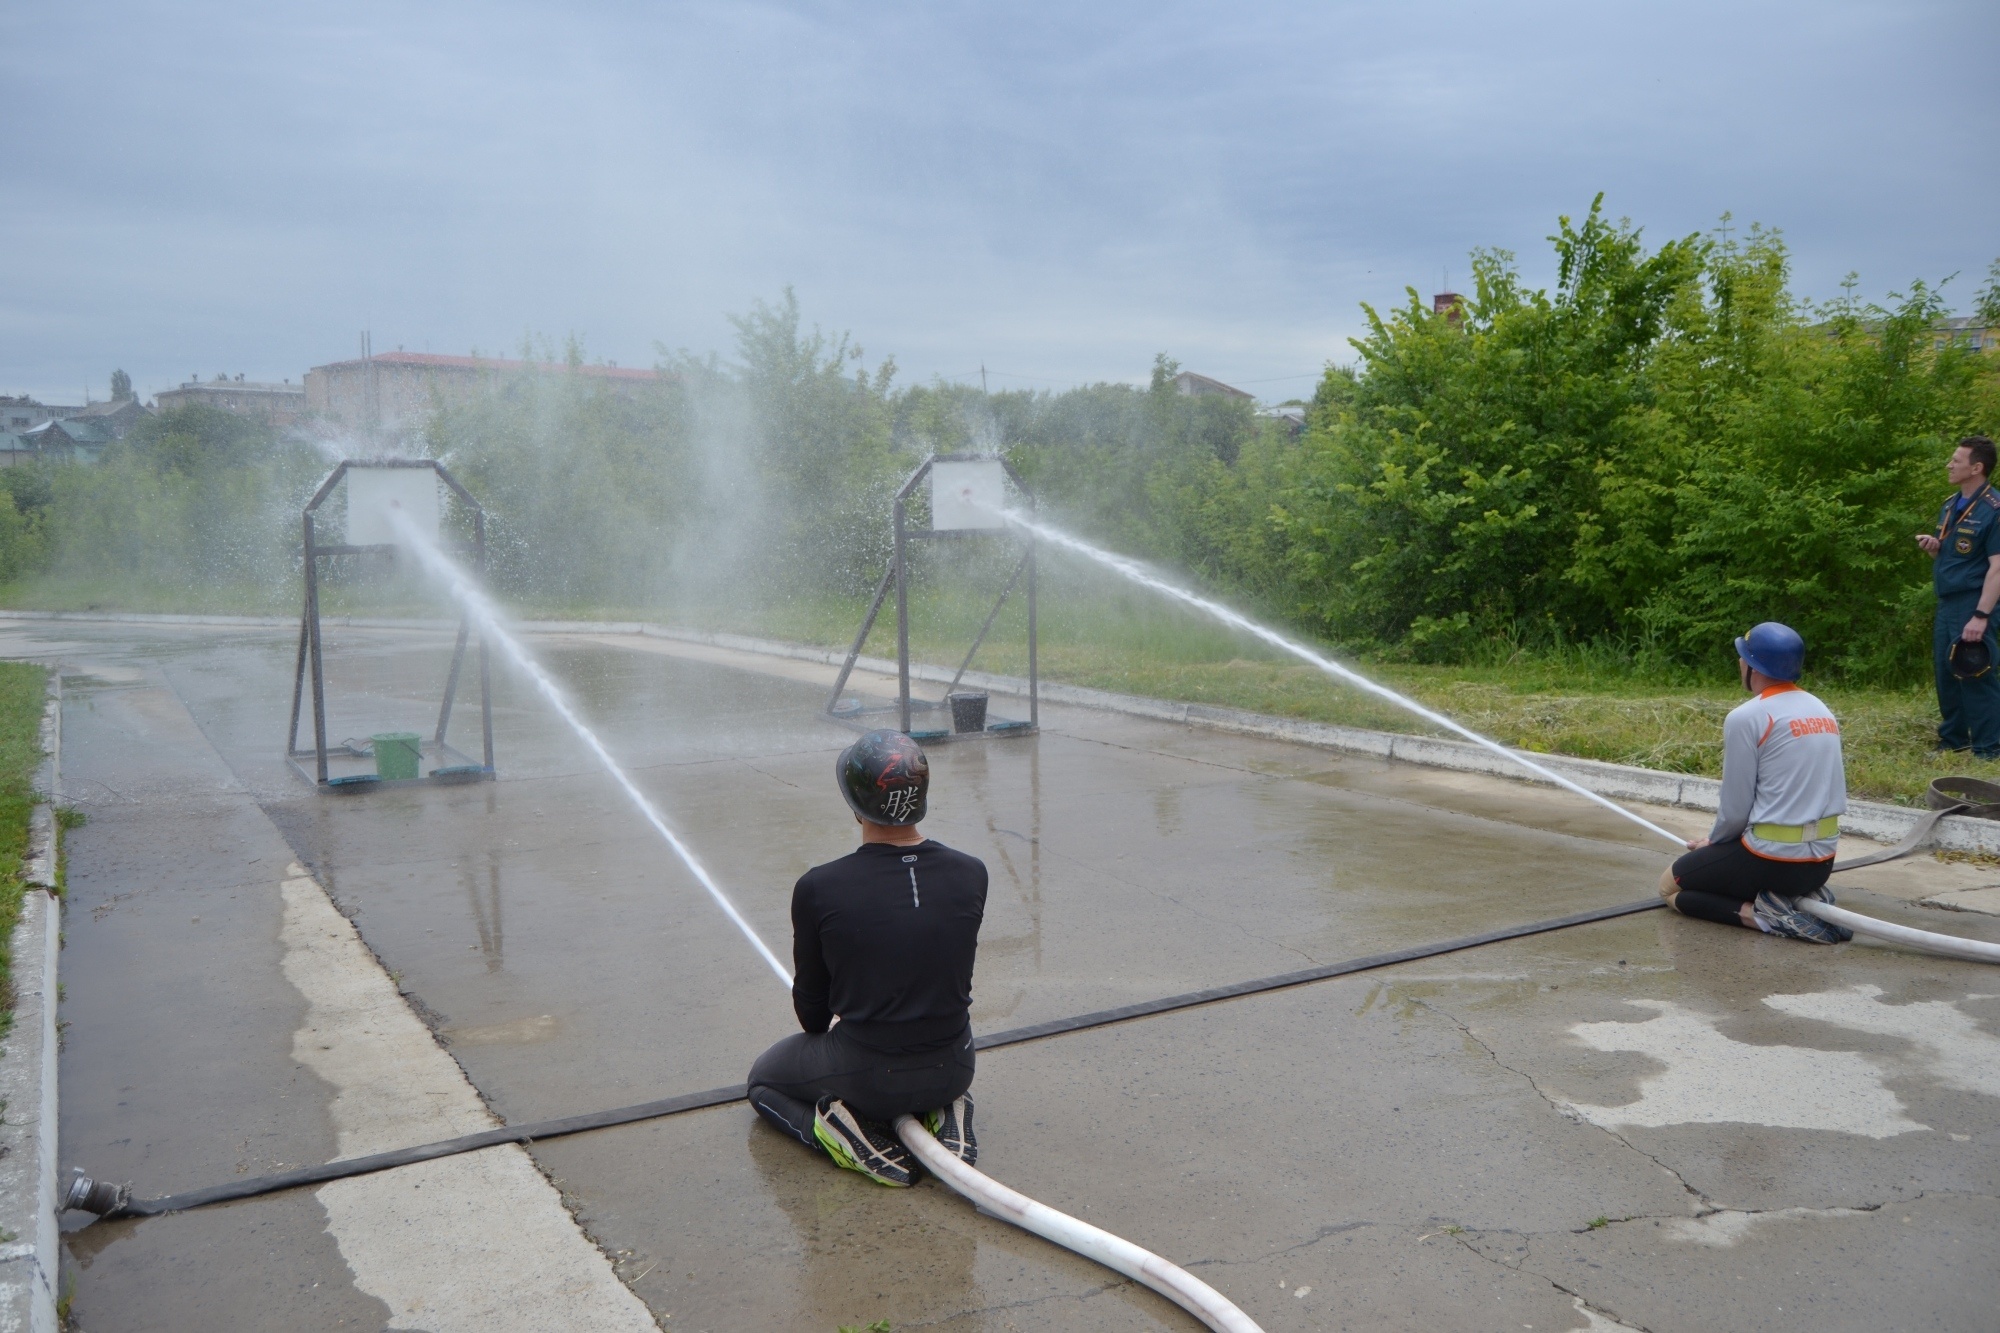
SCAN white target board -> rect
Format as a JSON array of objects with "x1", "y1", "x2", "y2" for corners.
[
  {"x1": 346, "y1": 465, "x2": 440, "y2": 547},
  {"x1": 930, "y1": 459, "x2": 1007, "y2": 531}
]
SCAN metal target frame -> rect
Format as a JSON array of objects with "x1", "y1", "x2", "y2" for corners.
[
  {"x1": 285, "y1": 458, "x2": 496, "y2": 789},
  {"x1": 825, "y1": 452, "x2": 1039, "y2": 741}
]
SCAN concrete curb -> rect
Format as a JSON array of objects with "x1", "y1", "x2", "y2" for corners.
[
  {"x1": 0, "y1": 671, "x2": 62, "y2": 1332},
  {"x1": 5, "y1": 607, "x2": 1993, "y2": 856},
  {"x1": 614, "y1": 623, "x2": 1998, "y2": 858}
]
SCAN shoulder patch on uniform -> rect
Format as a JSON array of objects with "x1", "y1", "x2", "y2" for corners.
[{"x1": 1981, "y1": 490, "x2": 1999, "y2": 509}]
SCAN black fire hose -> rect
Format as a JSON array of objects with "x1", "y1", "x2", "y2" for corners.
[
  {"x1": 76, "y1": 784, "x2": 2000, "y2": 1223},
  {"x1": 1826, "y1": 776, "x2": 2000, "y2": 872},
  {"x1": 75, "y1": 896, "x2": 1664, "y2": 1221}
]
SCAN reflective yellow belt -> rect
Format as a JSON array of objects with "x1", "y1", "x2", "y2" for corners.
[{"x1": 1751, "y1": 816, "x2": 1840, "y2": 843}]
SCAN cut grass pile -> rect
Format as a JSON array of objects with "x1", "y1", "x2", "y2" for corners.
[{"x1": 0, "y1": 662, "x2": 47, "y2": 1033}]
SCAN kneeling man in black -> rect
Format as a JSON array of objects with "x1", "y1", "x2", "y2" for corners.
[{"x1": 747, "y1": 729, "x2": 986, "y2": 1186}]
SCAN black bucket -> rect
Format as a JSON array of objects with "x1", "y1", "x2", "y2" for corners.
[{"x1": 947, "y1": 692, "x2": 989, "y2": 734}]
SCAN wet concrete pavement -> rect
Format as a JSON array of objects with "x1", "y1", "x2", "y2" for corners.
[{"x1": 11, "y1": 618, "x2": 1999, "y2": 1331}]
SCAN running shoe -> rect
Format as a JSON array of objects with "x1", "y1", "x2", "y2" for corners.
[
  {"x1": 813, "y1": 1097, "x2": 916, "y2": 1187},
  {"x1": 1752, "y1": 887, "x2": 1852, "y2": 944},
  {"x1": 1798, "y1": 885, "x2": 1854, "y2": 940},
  {"x1": 924, "y1": 1095, "x2": 977, "y2": 1167}
]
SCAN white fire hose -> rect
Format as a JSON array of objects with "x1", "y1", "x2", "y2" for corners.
[
  {"x1": 1799, "y1": 898, "x2": 2000, "y2": 963},
  {"x1": 895, "y1": 1117, "x2": 1265, "y2": 1332}
]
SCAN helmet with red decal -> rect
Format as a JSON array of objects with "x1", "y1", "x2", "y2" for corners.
[{"x1": 835, "y1": 729, "x2": 930, "y2": 826}]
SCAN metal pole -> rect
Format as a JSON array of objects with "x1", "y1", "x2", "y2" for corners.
[
  {"x1": 941, "y1": 549, "x2": 1028, "y2": 702},
  {"x1": 286, "y1": 606, "x2": 310, "y2": 756},
  {"x1": 895, "y1": 497, "x2": 911, "y2": 734},
  {"x1": 827, "y1": 562, "x2": 895, "y2": 713},
  {"x1": 475, "y1": 509, "x2": 494, "y2": 770},
  {"x1": 434, "y1": 621, "x2": 470, "y2": 745},
  {"x1": 304, "y1": 513, "x2": 330, "y2": 784},
  {"x1": 1026, "y1": 506, "x2": 1039, "y2": 730}
]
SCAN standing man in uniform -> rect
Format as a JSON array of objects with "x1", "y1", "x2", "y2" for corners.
[
  {"x1": 1917, "y1": 435, "x2": 2000, "y2": 757},
  {"x1": 746, "y1": 730, "x2": 985, "y2": 1187},
  {"x1": 1659, "y1": 622, "x2": 1853, "y2": 944}
]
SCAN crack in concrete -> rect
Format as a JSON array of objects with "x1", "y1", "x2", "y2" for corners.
[
  {"x1": 895, "y1": 1275, "x2": 1133, "y2": 1328},
  {"x1": 1180, "y1": 1220, "x2": 1376, "y2": 1270},
  {"x1": 1415, "y1": 993, "x2": 2000, "y2": 1238},
  {"x1": 1437, "y1": 1181, "x2": 2000, "y2": 1330},
  {"x1": 1440, "y1": 1230, "x2": 1653, "y2": 1331},
  {"x1": 1408, "y1": 995, "x2": 1712, "y2": 1210}
]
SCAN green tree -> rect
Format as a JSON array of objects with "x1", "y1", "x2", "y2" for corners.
[
  {"x1": 1638, "y1": 254, "x2": 1987, "y2": 678},
  {"x1": 1250, "y1": 201, "x2": 1996, "y2": 678},
  {"x1": 1267, "y1": 196, "x2": 1705, "y2": 653},
  {"x1": 1977, "y1": 258, "x2": 2000, "y2": 329}
]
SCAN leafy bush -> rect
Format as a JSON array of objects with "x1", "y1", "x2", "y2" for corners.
[
  {"x1": 3, "y1": 208, "x2": 1992, "y2": 690},
  {"x1": 7, "y1": 405, "x2": 323, "y2": 607},
  {"x1": 1238, "y1": 198, "x2": 1998, "y2": 680}
]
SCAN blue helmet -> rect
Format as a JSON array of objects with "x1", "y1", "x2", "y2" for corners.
[{"x1": 1734, "y1": 622, "x2": 1805, "y2": 681}]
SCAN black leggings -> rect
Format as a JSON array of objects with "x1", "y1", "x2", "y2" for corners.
[
  {"x1": 1669, "y1": 838, "x2": 1831, "y2": 926},
  {"x1": 746, "y1": 1024, "x2": 975, "y2": 1150}
]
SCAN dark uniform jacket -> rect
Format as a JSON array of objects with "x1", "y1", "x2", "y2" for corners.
[{"x1": 1934, "y1": 484, "x2": 2000, "y2": 601}]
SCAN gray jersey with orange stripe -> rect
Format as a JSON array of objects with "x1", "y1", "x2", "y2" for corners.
[{"x1": 1709, "y1": 684, "x2": 1847, "y2": 861}]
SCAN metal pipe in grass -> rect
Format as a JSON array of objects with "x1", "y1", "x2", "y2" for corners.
[{"x1": 894, "y1": 1117, "x2": 1265, "y2": 1333}]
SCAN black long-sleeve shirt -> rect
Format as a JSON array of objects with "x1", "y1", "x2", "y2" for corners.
[{"x1": 790, "y1": 839, "x2": 986, "y2": 1051}]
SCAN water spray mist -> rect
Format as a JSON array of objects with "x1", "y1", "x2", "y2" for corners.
[
  {"x1": 387, "y1": 510, "x2": 793, "y2": 985},
  {"x1": 997, "y1": 507, "x2": 2000, "y2": 966},
  {"x1": 386, "y1": 507, "x2": 1264, "y2": 1330},
  {"x1": 997, "y1": 507, "x2": 1685, "y2": 844}
]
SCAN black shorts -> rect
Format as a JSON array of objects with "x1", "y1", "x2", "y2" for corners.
[
  {"x1": 1671, "y1": 838, "x2": 1830, "y2": 905},
  {"x1": 746, "y1": 1023, "x2": 975, "y2": 1151}
]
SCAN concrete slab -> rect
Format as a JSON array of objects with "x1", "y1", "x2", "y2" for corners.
[
  {"x1": 1924, "y1": 885, "x2": 2000, "y2": 916},
  {"x1": 33, "y1": 633, "x2": 654, "y2": 1331},
  {"x1": 8, "y1": 619, "x2": 1999, "y2": 1332}
]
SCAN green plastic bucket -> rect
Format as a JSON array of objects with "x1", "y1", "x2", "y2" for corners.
[{"x1": 372, "y1": 732, "x2": 422, "y2": 781}]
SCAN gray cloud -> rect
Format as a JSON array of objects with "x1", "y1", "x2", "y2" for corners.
[{"x1": 2, "y1": 0, "x2": 1994, "y2": 403}]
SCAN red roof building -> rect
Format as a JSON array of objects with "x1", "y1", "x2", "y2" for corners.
[{"x1": 303, "y1": 351, "x2": 668, "y2": 441}]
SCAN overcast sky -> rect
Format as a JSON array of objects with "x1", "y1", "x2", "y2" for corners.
[{"x1": 2, "y1": 1, "x2": 1994, "y2": 405}]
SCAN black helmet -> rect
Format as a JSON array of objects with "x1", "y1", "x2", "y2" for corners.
[
  {"x1": 836, "y1": 729, "x2": 930, "y2": 826},
  {"x1": 1952, "y1": 637, "x2": 1994, "y2": 681}
]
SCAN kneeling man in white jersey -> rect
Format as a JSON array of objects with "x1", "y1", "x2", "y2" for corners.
[{"x1": 1659, "y1": 622, "x2": 1854, "y2": 944}]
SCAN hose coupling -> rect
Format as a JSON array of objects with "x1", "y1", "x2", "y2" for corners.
[{"x1": 63, "y1": 1169, "x2": 132, "y2": 1217}]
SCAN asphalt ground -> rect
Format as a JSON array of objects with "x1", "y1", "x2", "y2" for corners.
[{"x1": 12, "y1": 618, "x2": 1999, "y2": 1332}]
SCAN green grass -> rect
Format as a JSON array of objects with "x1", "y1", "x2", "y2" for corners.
[
  {"x1": 0, "y1": 663, "x2": 48, "y2": 1034},
  {"x1": 668, "y1": 568, "x2": 1968, "y2": 804},
  {"x1": 0, "y1": 575, "x2": 292, "y2": 617},
  {"x1": 1, "y1": 558, "x2": 1975, "y2": 806},
  {"x1": 671, "y1": 572, "x2": 1967, "y2": 806}
]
